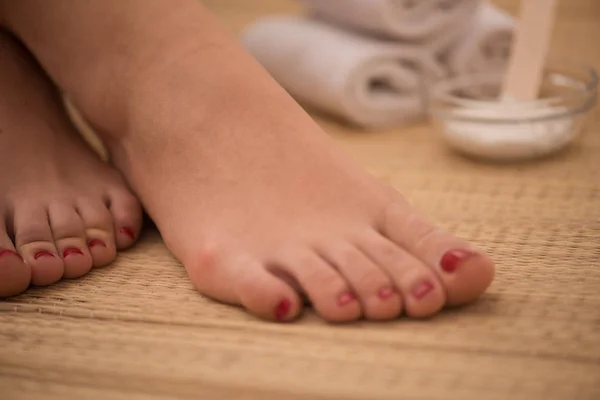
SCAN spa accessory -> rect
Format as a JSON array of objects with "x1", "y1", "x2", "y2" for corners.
[
  {"x1": 439, "y1": 103, "x2": 575, "y2": 161},
  {"x1": 443, "y1": 2, "x2": 514, "y2": 77},
  {"x1": 501, "y1": 0, "x2": 558, "y2": 101},
  {"x1": 242, "y1": 1, "x2": 517, "y2": 127},
  {"x1": 296, "y1": 0, "x2": 479, "y2": 42},
  {"x1": 428, "y1": 1, "x2": 595, "y2": 162},
  {"x1": 297, "y1": 0, "x2": 514, "y2": 79},
  {"x1": 241, "y1": 16, "x2": 443, "y2": 128},
  {"x1": 429, "y1": 61, "x2": 598, "y2": 161}
]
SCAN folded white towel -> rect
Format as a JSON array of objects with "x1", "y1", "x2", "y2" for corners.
[
  {"x1": 443, "y1": 2, "x2": 514, "y2": 75},
  {"x1": 241, "y1": 16, "x2": 444, "y2": 128},
  {"x1": 297, "y1": 0, "x2": 479, "y2": 41}
]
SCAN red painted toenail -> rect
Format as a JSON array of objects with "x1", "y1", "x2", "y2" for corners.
[
  {"x1": 274, "y1": 298, "x2": 292, "y2": 321},
  {"x1": 119, "y1": 227, "x2": 135, "y2": 240},
  {"x1": 412, "y1": 280, "x2": 435, "y2": 300},
  {"x1": 440, "y1": 249, "x2": 476, "y2": 273},
  {"x1": 34, "y1": 251, "x2": 55, "y2": 260},
  {"x1": 88, "y1": 239, "x2": 106, "y2": 248},
  {"x1": 337, "y1": 292, "x2": 356, "y2": 306},
  {"x1": 0, "y1": 249, "x2": 22, "y2": 260},
  {"x1": 63, "y1": 248, "x2": 84, "y2": 258},
  {"x1": 378, "y1": 286, "x2": 396, "y2": 300}
]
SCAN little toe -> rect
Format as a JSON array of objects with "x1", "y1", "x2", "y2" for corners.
[
  {"x1": 76, "y1": 199, "x2": 117, "y2": 267},
  {"x1": 107, "y1": 189, "x2": 143, "y2": 250},
  {"x1": 357, "y1": 231, "x2": 445, "y2": 318},
  {"x1": 318, "y1": 241, "x2": 402, "y2": 321},
  {"x1": 0, "y1": 228, "x2": 31, "y2": 297},
  {"x1": 184, "y1": 244, "x2": 302, "y2": 322},
  {"x1": 381, "y1": 203, "x2": 495, "y2": 306},
  {"x1": 14, "y1": 205, "x2": 64, "y2": 286},
  {"x1": 48, "y1": 202, "x2": 93, "y2": 279},
  {"x1": 270, "y1": 247, "x2": 361, "y2": 323},
  {"x1": 237, "y1": 259, "x2": 303, "y2": 322}
]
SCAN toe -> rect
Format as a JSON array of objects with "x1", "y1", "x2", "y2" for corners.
[
  {"x1": 48, "y1": 202, "x2": 93, "y2": 279},
  {"x1": 318, "y1": 241, "x2": 402, "y2": 321},
  {"x1": 237, "y1": 258, "x2": 303, "y2": 322},
  {"x1": 270, "y1": 247, "x2": 361, "y2": 323},
  {"x1": 14, "y1": 205, "x2": 64, "y2": 286},
  {"x1": 0, "y1": 225, "x2": 31, "y2": 297},
  {"x1": 107, "y1": 189, "x2": 143, "y2": 250},
  {"x1": 357, "y1": 231, "x2": 445, "y2": 318},
  {"x1": 76, "y1": 198, "x2": 117, "y2": 267},
  {"x1": 184, "y1": 243, "x2": 302, "y2": 322},
  {"x1": 381, "y1": 203, "x2": 495, "y2": 306}
]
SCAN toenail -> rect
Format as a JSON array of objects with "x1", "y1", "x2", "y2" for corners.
[
  {"x1": 412, "y1": 280, "x2": 435, "y2": 300},
  {"x1": 440, "y1": 249, "x2": 476, "y2": 273},
  {"x1": 0, "y1": 249, "x2": 22, "y2": 260},
  {"x1": 63, "y1": 248, "x2": 84, "y2": 258},
  {"x1": 337, "y1": 292, "x2": 356, "y2": 306},
  {"x1": 274, "y1": 298, "x2": 292, "y2": 321},
  {"x1": 377, "y1": 286, "x2": 397, "y2": 300},
  {"x1": 119, "y1": 227, "x2": 136, "y2": 240},
  {"x1": 33, "y1": 251, "x2": 55, "y2": 260},
  {"x1": 87, "y1": 239, "x2": 107, "y2": 248}
]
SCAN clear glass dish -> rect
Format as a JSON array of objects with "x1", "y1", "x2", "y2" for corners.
[{"x1": 427, "y1": 59, "x2": 598, "y2": 162}]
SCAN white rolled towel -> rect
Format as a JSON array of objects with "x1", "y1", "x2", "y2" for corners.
[
  {"x1": 444, "y1": 2, "x2": 514, "y2": 75},
  {"x1": 296, "y1": 0, "x2": 480, "y2": 41},
  {"x1": 240, "y1": 16, "x2": 444, "y2": 128}
]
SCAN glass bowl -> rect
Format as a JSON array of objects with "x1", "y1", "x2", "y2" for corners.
[{"x1": 427, "y1": 59, "x2": 598, "y2": 162}]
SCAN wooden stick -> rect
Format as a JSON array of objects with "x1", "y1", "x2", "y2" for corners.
[{"x1": 501, "y1": 0, "x2": 558, "y2": 101}]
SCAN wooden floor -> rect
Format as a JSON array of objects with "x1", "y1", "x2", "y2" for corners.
[{"x1": 1, "y1": 1, "x2": 599, "y2": 399}]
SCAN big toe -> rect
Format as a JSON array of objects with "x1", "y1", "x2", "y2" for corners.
[
  {"x1": 381, "y1": 202, "x2": 495, "y2": 306},
  {"x1": 0, "y1": 240, "x2": 30, "y2": 297},
  {"x1": 437, "y1": 249, "x2": 496, "y2": 305}
]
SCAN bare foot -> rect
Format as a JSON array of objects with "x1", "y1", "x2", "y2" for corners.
[
  {"x1": 113, "y1": 68, "x2": 494, "y2": 322},
  {"x1": 1, "y1": 1, "x2": 494, "y2": 320},
  {"x1": 0, "y1": 32, "x2": 142, "y2": 297}
]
